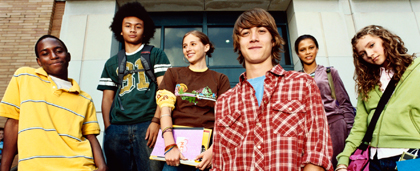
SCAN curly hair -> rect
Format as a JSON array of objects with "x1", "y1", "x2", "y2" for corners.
[
  {"x1": 183, "y1": 30, "x2": 215, "y2": 57},
  {"x1": 352, "y1": 25, "x2": 413, "y2": 100},
  {"x1": 233, "y1": 8, "x2": 285, "y2": 68},
  {"x1": 110, "y1": 2, "x2": 155, "y2": 45}
]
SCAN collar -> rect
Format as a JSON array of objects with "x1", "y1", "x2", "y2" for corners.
[
  {"x1": 239, "y1": 64, "x2": 285, "y2": 83},
  {"x1": 35, "y1": 67, "x2": 81, "y2": 94},
  {"x1": 126, "y1": 44, "x2": 145, "y2": 56},
  {"x1": 35, "y1": 67, "x2": 49, "y2": 77}
]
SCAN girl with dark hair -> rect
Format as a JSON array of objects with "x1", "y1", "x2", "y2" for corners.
[
  {"x1": 156, "y1": 31, "x2": 231, "y2": 171},
  {"x1": 336, "y1": 25, "x2": 420, "y2": 171},
  {"x1": 294, "y1": 34, "x2": 355, "y2": 168}
]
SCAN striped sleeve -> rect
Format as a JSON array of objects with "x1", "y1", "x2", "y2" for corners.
[
  {"x1": 152, "y1": 48, "x2": 171, "y2": 77},
  {"x1": 0, "y1": 68, "x2": 23, "y2": 120},
  {"x1": 81, "y1": 98, "x2": 100, "y2": 135},
  {"x1": 97, "y1": 60, "x2": 118, "y2": 91}
]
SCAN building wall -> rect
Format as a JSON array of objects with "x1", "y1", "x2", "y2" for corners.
[
  {"x1": 287, "y1": 0, "x2": 420, "y2": 105},
  {"x1": 60, "y1": 0, "x2": 118, "y2": 143},
  {"x1": 51, "y1": 1, "x2": 65, "y2": 37},
  {"x1": 0, "y1": 0, "x2": 56, "y2": 126}
]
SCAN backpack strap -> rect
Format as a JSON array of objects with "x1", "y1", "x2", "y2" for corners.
[
  {"x1": 326, "y1": 67, "x2": 337, "y2": 100},
  {"x1": 112, "y1": 45, "x2": 156, "y2": 111},
  {"x1": 112, "y1": 49, "x2": 127, "y2": 111},
  {"x1": 140, "y1": 45, "x2": 157, "y2": 87}
]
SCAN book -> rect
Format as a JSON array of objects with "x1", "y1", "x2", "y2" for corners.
[{"x1": 149, "y1": 125, "x2": 212, "y2": 166}]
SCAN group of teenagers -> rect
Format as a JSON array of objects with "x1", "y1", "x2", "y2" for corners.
[{"x1": 0, "y1": 1, "x2": 420, "y2": 171}]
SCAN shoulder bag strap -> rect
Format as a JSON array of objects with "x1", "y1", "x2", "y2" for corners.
[
  {"x1": 326, "y1": 67, "x2": 337, "y2": 100},
  {"x1": 358, "y1": 76, "x2": 398, "y2": 150}
]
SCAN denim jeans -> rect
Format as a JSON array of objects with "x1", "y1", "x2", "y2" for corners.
[
  {"x1": 370, "y1": 149, "x2": 419, "y2": 171},
  {"x1": 162, "y1": 163, "x2": 203, "y2": 171},
  {"x1": 104, "y1": 121, "x2": 164, "y2": 171}
]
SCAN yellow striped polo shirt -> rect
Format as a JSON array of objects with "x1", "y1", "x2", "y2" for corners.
[{"x1": 0, "y1": 67, "x2": 100, "y2": 170}]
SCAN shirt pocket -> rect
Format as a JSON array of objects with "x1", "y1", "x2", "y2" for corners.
[
  {"x1": 271, "y1": 100, "x2": 306, "y2": 137},
  {"x1": 216, "y1": 110, "x2": 245, "y2": 149}
]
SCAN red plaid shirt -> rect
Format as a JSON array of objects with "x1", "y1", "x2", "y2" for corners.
[{"x1": 212, "y1": 65, "x2": 333, "y2": 171}]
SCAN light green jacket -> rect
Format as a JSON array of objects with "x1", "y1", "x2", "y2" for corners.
[{"x1": 337, "y1": 58, "x2": 420, "y2": 166}]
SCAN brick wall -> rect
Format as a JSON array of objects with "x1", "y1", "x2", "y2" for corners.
[
  {"x1": 51, "y1": 1, "x2": 65, "y2": 38},
  {"x1": 0, "y1": 0, "x2": 57, "y2": 126}
]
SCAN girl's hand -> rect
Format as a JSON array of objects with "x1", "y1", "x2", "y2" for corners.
[
  {"x1": 195, "y1": 148, "x2": 213, "y2": 170},
  {"x1": 165, "y1": 147, "x2": 187, "y2": 166}
]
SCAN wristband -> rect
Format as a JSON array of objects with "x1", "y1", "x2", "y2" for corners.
[
  {"x1": 161, "y1": 127, "x2": 173, "y2": 138},
  {"x1": 151, "y1": 117, "x2": 160, "y2": 125},
  {"x1": 162, "y1": 126, "x2": 172, "y2": 133},
  {"x1": 165, "y1": 143, "x2": 177, "y2": 151},
  {"x1": 161, "y1": 114, "x2": 171, "y2": 118},
  {"x1": 335, "y1": 165, "x2": 347, "y2": 171},
  {"x1": 164, "y1": 145, "x2": 176, "y2": 155},
  {"x1": 162, "y1": 128, "x2": 173, "y2": 138}
]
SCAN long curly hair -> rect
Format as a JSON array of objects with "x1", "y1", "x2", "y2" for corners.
[
  {"x1": 232, "y1": 8, "x2": 285, "y2": 68},
  {"x1": 352, "y1": 25, "x2": 413, "y2": 100},
  {"x1": 110, "y1": 2, "x2": 155, "y2": 45}
]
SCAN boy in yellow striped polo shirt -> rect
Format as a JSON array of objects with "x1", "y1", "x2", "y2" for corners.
[{"x1": 0, "y1": 35, "x2": 106, "y2": 171}]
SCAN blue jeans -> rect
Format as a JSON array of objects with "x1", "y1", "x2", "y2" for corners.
[
  {"x1": 370, "y1": 149, "x2": 420, "y2": 171},
  {"x1": 162, "y1": 163, "x2": 202, "y2": 171},
  {"x1": 104, "y1": 121, "x2": 164, "y2": 171}
]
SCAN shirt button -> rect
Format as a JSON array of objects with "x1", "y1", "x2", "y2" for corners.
[
  {"x1": 288, "y1": 107, "x2": 292, "y2": 111},
  {"x1": 256, "y1": 123, "x2": 261, "y2": 127},
  {"x1": 264, "y1": 101, "x2": 267, "y2": 104},
  {"x1": 257, "y1": 145, "x2": 261, "y2": 149}
]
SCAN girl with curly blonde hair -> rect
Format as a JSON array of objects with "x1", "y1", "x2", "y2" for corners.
[{"x1": 336, "y1": 25, "x2": 420, "y2": 171}]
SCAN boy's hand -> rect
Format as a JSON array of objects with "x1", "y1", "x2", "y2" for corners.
[
  {"x1": 94, "y1": 166, "x2": 108, "y2": 171},
  {"x1": 145, "y1": 122, "x2": 160, "y2": 148},
  {"x1": 195, "y1": 145, "x2": 213, "y2": 170}
]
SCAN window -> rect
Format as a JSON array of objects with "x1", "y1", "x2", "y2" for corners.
[{"x1": 149, "y1": 11, "x2": 292, "y2": 86}]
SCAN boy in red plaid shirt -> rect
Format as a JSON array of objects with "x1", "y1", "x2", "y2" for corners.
[{"x1": 211, "y1": 8, "x2": 333, "y2": 171}]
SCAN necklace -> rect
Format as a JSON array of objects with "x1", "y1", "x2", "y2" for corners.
[{"x1": 304, "y1": 66, "x2": 317, "y2": 74}]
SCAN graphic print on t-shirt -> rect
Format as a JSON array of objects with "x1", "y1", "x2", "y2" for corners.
[
  {"x1": 174, "y1": 83, "x2": 217, "y2": 105},
  {"x1": 116, "y1": 58, "x2": 150, "y2": 96}
]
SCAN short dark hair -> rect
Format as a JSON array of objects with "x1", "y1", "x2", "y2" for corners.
[
  {"x1": 34, "y1": 35, "x2": 68, "y2": 58},
  {"x1": 110, "y1": 2, "x2": 155, "y2": 45},
  {"x1": 294, "y1": 34, "x2": 319, "y2": 54},
  {"x1": 183, "y1": 30, "x2": 215, "y2": 57}
]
